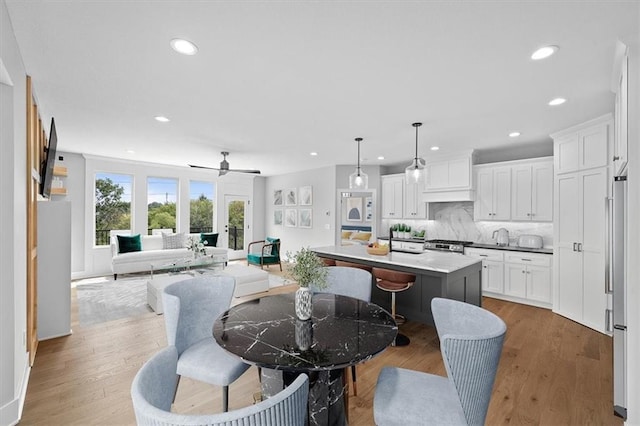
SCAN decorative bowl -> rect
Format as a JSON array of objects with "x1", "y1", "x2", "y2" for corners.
[{"x1": 366, "y1": 246, "x2": 389, "y2": 256}]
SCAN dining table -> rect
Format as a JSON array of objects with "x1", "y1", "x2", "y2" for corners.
[{"x1": 213, "y1": 292, "x2": 397, "y2": 426}]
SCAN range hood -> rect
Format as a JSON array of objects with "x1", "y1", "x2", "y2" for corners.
[{"x1": 422, "y1": 189, "x2": 475, "y2": 202}]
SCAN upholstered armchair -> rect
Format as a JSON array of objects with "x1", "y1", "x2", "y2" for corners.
[{"x1": 247, "y1": 237, "x2": 282, "y2": 270}]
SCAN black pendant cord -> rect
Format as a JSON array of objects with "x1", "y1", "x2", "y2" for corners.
[
  {"x1": 412, "y1": 122, "x2": 422, "y2": 164},
  {"x1": 355, "y1": 137, "x2": 363, "y2": 175}
]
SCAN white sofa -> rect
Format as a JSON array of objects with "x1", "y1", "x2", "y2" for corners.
[{"x1": 111, "y1": 233, "x2": 228, "y2": 279}]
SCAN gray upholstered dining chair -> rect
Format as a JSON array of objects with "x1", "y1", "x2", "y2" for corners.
[
  {"x1": 311, "y1": 266, "x2": 373, "y2": 395},
  {"x1": 162, "y1": 276, "x2": 251, "y2": 412},
  {"x1": 131, "y1": 346, "x2": 309, "y2": 426},
  {"x1": 373, "y1": 297, "x2": 507, "y2": 425}
]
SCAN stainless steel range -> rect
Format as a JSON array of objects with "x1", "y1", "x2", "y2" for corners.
[{"x1": 423, "y1": 239, "x2": 472, "y2": 254}]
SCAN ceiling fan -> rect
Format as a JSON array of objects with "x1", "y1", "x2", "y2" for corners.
[{"x1": 189, "y1": 151, "x2": 261, "y2": 176}]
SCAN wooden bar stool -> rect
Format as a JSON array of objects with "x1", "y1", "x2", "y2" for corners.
[
  {"x1": 320, "y1": 257, "x2": 336, "y2": 266},
  {"x1": 372, "y1": 267, "x2": 415, "y2": 346},
  {"x1": 335, "y1": 260, "x2": 372, "y2": 272}
]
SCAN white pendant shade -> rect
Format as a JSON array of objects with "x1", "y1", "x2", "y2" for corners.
[{"x1": 349, "y1": 137, "x2": 368, "y2": 189}]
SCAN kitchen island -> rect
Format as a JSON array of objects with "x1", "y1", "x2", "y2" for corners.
[{"x1": 312, "y1": 245, "x2": 482, "y2": 326}]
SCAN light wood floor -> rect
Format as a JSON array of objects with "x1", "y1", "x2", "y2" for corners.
[{"x1": 20, "y1": 268, "x2": 621, "y2": 425}]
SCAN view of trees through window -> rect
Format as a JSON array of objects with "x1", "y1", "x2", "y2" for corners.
[
  {"x1": 147, "y1": 177, "x2": 177, "y2": 233},
  {"x1": 95, "y1": 173, "x2": 132, "y2": 245},
  {"x1": 190, "y1": 181, "x2": 214, "y2": 233}
]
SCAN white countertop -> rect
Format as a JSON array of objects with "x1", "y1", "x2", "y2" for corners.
[{"x1": 312, "y1": 245, "x2": 482, "y2": 274}]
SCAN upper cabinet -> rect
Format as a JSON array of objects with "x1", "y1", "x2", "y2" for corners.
[
  {"x1": 612, "y1": 40, "x2": 630, "y2": 176},
  {"x1": 403, "y1": 179, "x2": 427, "y2": 219},
  {"x1": 474, "y1": 157, "x2": 553, "y2": 222},
  {"x1": 511, "y1": 160, "x2": 553, "y2": 221},
  {"x1": 551, "y1": 114, "x2": 612, "y2": 175},
  {"x1": 381, "y1": 174, "x2": 404, "y2": 218},
  {"x1": 474, "y1": 165, "x2": 511, "y2": 221},
  {"x1": 423, "y1": 151, "x2": 475, "y2": 202}
]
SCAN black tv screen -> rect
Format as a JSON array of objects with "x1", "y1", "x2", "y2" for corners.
[{"x1": 40, "y1": 117, "x2": 58, "y2": 197}]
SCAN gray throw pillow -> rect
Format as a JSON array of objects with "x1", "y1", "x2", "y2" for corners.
[{"x1": 162, "y1": 232, "x2": 185, "y2": 249}]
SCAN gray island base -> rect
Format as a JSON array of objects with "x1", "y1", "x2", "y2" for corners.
[{"x1": 312, "y1": 245, "x2": 482, "y2": 327}]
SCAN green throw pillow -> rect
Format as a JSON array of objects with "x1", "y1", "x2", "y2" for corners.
[
  {"x1": 266, "y1": 237, "x2": 280, "y2": 256},
  {"x1": 200, "y1": 232, "x2": 219, "y2": 247},
  {"x1": 118, "y1": 234, "x2": 141, "y2": 254}
]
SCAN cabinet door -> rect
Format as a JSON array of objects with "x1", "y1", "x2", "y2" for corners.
[
  {"x1": 382, "y1": 176, "x2": 403, "y2": 218},
  {"x1": 425, "y1": 162, "x2": 450, "y2": 190},
  {"x1": 527, "y1": 265, "x2": 552, "y2": 303},
  {"x1": 578, "y1": 125, "x2": 609, "y2": 171},
  {"x1": 403, "y1": 180, "x2": 426, "y2": 218},
  {"x1": 475, "y1": 169, "x2": 494, "y2": 220},
  {"x1": 493, "y1": 167, "x2": 512, "y2": 220},
  {"x1": 511, "y1": 165, "x2": 532, "y2": 221},
  {"x1": 531, "y1": 162, "x2": 553, "y2": 221},
  {"x1": 555, "y1": 135, "x2": 579, "y2": 174},
  {"x1": 484, "y1": 260, "x2": 504, "y2": 294},
  {"x1": 614, "y1": 54, "x2": 628, "y2": 175},
  {"x1": 504, "y1": 263, "x2": 527, "y2": 298}
]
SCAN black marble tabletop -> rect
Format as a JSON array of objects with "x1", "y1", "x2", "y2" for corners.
[{"x1": 213, "y1": 293, "x2": 397, "y2": 372}]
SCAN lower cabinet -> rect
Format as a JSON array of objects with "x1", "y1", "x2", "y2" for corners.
[{"x1": 465, "y1": 247, "x2": 552, "y2": 308}]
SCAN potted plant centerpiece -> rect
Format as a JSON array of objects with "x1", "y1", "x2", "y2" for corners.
[{"x1": 286, "y1": 247, "x2": 328, "y2": 320}]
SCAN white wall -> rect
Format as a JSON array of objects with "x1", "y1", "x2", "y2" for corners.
[{"x1": 0, "y1": 1, "x2": 29, "y2": 424}]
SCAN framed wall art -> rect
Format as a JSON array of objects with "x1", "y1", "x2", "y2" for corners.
[
  {"x1": 285, "y1": 209, "x2": 297, "y2": 227},
  {"x1": 285, "y1": 188, "x2": 297, "y2": 206},
  {"x1": 298, "y1": 209, "x2": 312, "y2": 228},
  {"x1": 273, "y1": 189, "x2": 283, "y2": 206},
  {"x1": 346, "y1": 197, "x2": 363, "y2": 222},
  {"x1": 299, "y1": 186, "x2": 313, "y2": 206},
  {"x1": 274, "y1": 209, "x2": 283, "y2": 226}
]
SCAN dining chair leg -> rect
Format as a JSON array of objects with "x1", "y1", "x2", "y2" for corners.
[
  {"x1": 172, "y1": 375, "x2": 181, "y2": 403},
  {"x1": 222, "y1": 385, "x2": 229, "y2": 412},
  {"x1": 351, "y1": 365, "x2": 358, "y2": 396}
]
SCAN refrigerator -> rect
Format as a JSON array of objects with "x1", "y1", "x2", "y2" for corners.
[{"x1": 611, "y1": 175, "x2": 627, "y2": 419}]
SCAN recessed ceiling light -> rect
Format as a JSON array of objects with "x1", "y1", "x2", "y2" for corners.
[
  {"x1": 509, "y1": 132, "x2": 521, "y2": 138},
  {"x1": 154, "y1": 116, "x2": 170, "y2": 122},
  {"x1": 430, "y1": 146, "x2": 440, "y2": 151},
  {"x1": 377, "y1": 156, "x2": 385, "y2": 160},
  {"x1": 531, "y1": 45, "x2": 559, "y2": 60},
  {"x1": 310, "y1": 152, "x2": 318, "y2": 156},
  {"x1": 548, "y1": 98, "x2": 567, "y2": 106},
  {"x1": 170, "y1": 38, "x2": 198, "y2": 55},
  {"x1": 126, "y1": 149, "x2": 135, "y2": 154}
]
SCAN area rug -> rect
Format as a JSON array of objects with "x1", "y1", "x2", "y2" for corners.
[{"x1": 74, "y1": 272, "x2": 292, "y2": 327}]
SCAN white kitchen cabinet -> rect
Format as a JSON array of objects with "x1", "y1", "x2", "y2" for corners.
[
  {"x1": 511, "y1": 159, "x2": 553, "y2": 221},
  {"x1": 465, "y1": 248, "x2": 504, "y2": 294},
  {"x1": 551, "y1": 114, "x2": 612, "y2": 175},
  {"x1": 381, "y1": 174, "x2": 403, "y2": 218},
  {"x1": 504, "y1": 252, "x2": 552, "y2": 305},
  {"x1": 474, "y1": 165, "x2": 511, "y2": 221},
  {"x1": 553, "y1": 148, "x2": 609, "y2": 333},
  {"x1": 403, "y1": 179, "x2": 426, "y2": 219},
  {"x1": 423, "y1": 151, "x2": 475, "y2": 202},
  {"x1": 612, "y1": 40, "x2": 629, "y2": 176}
]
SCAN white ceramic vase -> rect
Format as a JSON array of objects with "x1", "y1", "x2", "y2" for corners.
[{"x1": 295, "y1": 286, "x2": 312, "y2": 321}]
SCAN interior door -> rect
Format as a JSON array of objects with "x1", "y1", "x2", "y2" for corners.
[{"x1": 223, "y1": 195, "x2": 250, "y2": 260}]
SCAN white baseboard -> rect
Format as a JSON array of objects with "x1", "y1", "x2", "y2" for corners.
[{"x1": 0, "y1": 359, "x2": 29, "y2": 426}]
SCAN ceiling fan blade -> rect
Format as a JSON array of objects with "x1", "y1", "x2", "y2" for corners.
[
  {"x1": 229, "y1": 169, "x2": 261, "y2": 174},
  {"x1": 188, "y1": 164, "x2": 221, "y2": 170}
]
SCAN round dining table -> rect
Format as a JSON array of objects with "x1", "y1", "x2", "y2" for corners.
[{"x1": 213, "y1": 292, "x2": 397, "y2": 426}]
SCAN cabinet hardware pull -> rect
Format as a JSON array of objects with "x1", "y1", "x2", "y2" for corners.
[
  {"x1": 521, "y1": 258, "x2": 531, "y2": 261},
  {"x1": 479, "y1": 254, "x2": 488, "y2": 257},
  {"x1": 527, "y1": 213, "x2": 531, "y2": 216},
  {"x1": 573, "y1": 242, "x2": 578, "y2": 251},
  {"x1": 613, "y1": 155, "x2": 620, "y2": 161},
  {"x1": 578, "y1": 243, "x2": 583, "y2": 252},
  {"x1": 522, "y1": 270, "x2": 525, "y2": 273}
]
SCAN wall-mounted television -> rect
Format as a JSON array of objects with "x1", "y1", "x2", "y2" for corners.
[{"x1": 40, "y1": 117, "x2": 58, "y2": 198}]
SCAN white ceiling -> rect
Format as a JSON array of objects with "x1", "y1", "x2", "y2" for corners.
[{"x1": 6, "y1": 1, "x2": 639, "y2": 176}]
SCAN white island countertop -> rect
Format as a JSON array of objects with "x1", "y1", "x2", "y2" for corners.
[{"x1": 312, "y1": 245, "x2": 481, "y2": 274}]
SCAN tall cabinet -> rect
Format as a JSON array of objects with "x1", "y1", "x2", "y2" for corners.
[{"x1": 551, "y1": 114, "x2": 612, "y2": 334}]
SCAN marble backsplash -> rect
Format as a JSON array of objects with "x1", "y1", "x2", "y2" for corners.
[{"x1": 382, "y1": 201, "x2": 553, "y2": 248}]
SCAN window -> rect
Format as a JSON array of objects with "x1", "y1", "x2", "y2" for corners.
[
  {"x1": 147, "y1": 177, "x2": 178, "y2": 234},
  {"x1": 95, "y1": 172, "x2": 132, "y2": 246},
  {"x1": 189, "y1": 181, "x2": 215, "y2": 233}
]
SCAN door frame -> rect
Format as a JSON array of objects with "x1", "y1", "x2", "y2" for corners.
[{"x1": 223, "y1": 195, "x2": 251, "y2": 260}]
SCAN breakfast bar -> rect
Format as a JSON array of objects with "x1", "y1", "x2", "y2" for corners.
[{"x1": 312, "y1": 245, "x2": 482, "y2": 326}]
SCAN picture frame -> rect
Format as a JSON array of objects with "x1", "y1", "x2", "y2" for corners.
[
  {"x1": 298, "y1": 209, "x2": 312, "y2": 228},
  {"x1": 273, "y1": 189, "x2": 283, "y2": 206},
  {"x1": 365, "y1": 196, "x2": 373, "y2": 221},
  {"x1": 285, "y1": 209, "x2": 297, "y2": 227},
  {"x1": 346, "y1": 197, "x2": 363, "y2": 222},
  {"x1": 299, "y1": 186, "x2": 312, "y2": 206},
  {"x1": 285, "y1": 188, "x2": 297, "y2": 206},
  {"x1": 274, "y1": 209, "x2": 283, "y2": 226}
]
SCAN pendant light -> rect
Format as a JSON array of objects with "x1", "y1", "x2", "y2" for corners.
[
  {"x1": 349, "y1": 137, "x2": 368, "y2": 189},
  {"x1": 405, "y1": 122, "x2": 425, "y2": 184}
]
